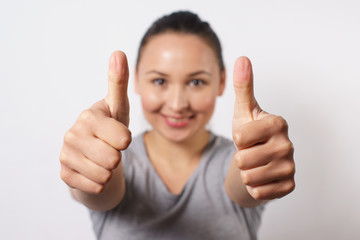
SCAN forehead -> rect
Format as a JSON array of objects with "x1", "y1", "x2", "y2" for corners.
[{"x1": 137, "y1": 33, "x2": 219, "y2": 75}]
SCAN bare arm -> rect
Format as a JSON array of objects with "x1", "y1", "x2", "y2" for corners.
[
  {"x1": 225, "y1": 154, "x2": 265, "y2": 208},
  {"x1": 70, "y1": 162, "x2": 125, "y2": 211},
  {"x1": 60, "y1": 51, "x2": 131, "y2": 211},
  {"x1": 225, "y1": 57, "x2": 295, "y2": 208}
]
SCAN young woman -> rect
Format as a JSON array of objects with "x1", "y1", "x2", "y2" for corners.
[{"x1": 60, "y1": 11, "x2": 295, "y2": 239}]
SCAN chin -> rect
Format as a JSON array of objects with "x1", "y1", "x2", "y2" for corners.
[{"x1": 160, "y1": 129, "x2": 194, "y2": 143}]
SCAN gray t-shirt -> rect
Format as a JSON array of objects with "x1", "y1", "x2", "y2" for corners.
[{"x1": 89, "y1": 132, "x2": 264, "y2": 240}]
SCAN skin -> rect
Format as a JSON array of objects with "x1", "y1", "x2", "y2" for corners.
[
  {"x1": 59, "y1": 32, "x2": 295, "y2": 211},
  {"x1": 134, "y1": 33, "x2": 226, "y2": 194},
  {"x1": 226, "y1": 58, "x2": 295, "y2": 207},
  {"x1": 59, "y1": 52, "x2": 130, "y2": 211}
]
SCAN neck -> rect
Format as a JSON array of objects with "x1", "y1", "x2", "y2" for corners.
[{"x1": 144, "y1": 129, "x2": 210, "y2": 166}]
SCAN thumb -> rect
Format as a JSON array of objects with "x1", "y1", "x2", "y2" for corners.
[
  {"x1": 104, "y1": 51, "x2": 130, "y2": 126},
  {"x1": 233, "y1": 56, "x2": 260, "y2": 125}
]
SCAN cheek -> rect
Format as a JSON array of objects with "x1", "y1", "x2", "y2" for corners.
[
  {"x1": 141, "y1": 91, "x2": 162, "y2": 112},
  {"x1": 191, "y1": 92, "x2": 217, "y2": 113}
]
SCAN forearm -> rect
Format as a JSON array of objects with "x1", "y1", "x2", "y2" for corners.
[
  {"x1": 70, "y1": 163, "x2": 126, "y2": 212},
  {"x1": 225, "y1": 155, "x2": 266, "y2": 208}
]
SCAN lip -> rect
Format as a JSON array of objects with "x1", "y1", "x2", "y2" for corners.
[{"x1": 161, "y1": 114, "x2": 194, "y2": 128}]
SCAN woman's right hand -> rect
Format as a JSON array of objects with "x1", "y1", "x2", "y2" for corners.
[{"x1": 60, "y1": 51, "x2": 131, "y2": 195}]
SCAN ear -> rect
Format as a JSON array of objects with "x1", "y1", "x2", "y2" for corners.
[
  {"x1": 134, "y1": 67, "x2": 140, "y2": 94},
  {"x1": 218, "y1": 67, "x2": 226, "y2": 96}
]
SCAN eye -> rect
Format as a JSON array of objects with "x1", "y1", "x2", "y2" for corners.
[
  {"x1": 153, "y1": 78, "x2": 165, "y2": 85},
  {"x1": 189, "y1": 79, "x2": 205, "y2": 86}
]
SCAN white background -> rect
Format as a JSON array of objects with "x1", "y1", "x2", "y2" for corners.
[{"x1": 1, "y1": 0, "x2": 359, "y2": 239}]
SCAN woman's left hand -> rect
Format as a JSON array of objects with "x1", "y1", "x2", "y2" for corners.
[{"x1": 231, "y1": 57, "x2": 295, "y2": 200}]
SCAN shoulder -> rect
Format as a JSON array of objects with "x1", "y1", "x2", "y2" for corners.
[{"x1": 209, "y1": 132, "x2": 236, "y2": 156}]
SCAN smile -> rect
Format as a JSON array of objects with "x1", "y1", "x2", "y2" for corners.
[{"x1": 162, "y1": 114, "x2": 194, "y2": 128}]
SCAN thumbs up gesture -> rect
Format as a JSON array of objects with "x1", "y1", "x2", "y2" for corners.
[
  {"x1": 230, "y1": 57, "x2": 295, "y2": 203},
  {"x1": 60, "y1": 51, "x2": 131, "y2": 203}
]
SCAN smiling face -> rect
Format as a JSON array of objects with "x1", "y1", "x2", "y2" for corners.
[{"x1": 135, "y1": 32, "x2": 225, "y2": 143}]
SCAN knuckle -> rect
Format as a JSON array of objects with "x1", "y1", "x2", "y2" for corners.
[
  {"x1": 98, "y1": 170, "x2": 112, "y2": 184},
  {"x1": 73, "y1": 121, "x2": 87, "y2": 134},
  {"x1": 289, "y1": 162, "x2": 296, "y2": 176},
  {"x1": 60, "y1": 169, "x2": 73, "y2": 186},
  {"x1": 284, "y1": 141, "x2": 294, "y2": 154},
  {"x1": 63, "y1": 130, "x2": 76, "y2": 144},
  {"x1": 103, "y1": 170, "x2": 112, "y2": 183},
  {"x1": 59, "y1": 152, "x2": 68, "y2": 165},
  {"x1": 106, "y1": 152, "x2": 121, "y2": 170},
  {"x1": 235, "y1": 151, "x2": 245, "y2": 169},
  {"x1": 241, "y1": 171, "x2": 251, "y2": 185},
  {"x1": 283, "y1": 180, "x2": 296, "y2": 195},
  {"x1": 233, "y1": 131, "x2": 245, "y2": 147},
  {"x1": 271, "y1": 116, "x2": 288, "y2": 132},
  {"x1": 250, "y1": 187, "x2": 262, "y2": 200},
  {"x1": 277, "y1": 140, "x2": 294, "y2": 158},
  {"x1": 79, "y1": 109, "x2": 95, "y2": 123},
  {"x1": 72, "y1": 119, "x2": 93, "y2": 138},
  {"x1": 282, "y1": 163, "x2": 296, "y2": 177},
  {"x1": 119, "y1": 129, "x2": 132, "y2": 149},
  {"x1": 92, "y1": 184, "x2": 104, "y2": 194},
  {"x1": 279, "y1": 160, "x2": 296, "y2": 178}
]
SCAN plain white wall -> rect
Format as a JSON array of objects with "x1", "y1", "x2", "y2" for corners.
[{"x1": 1, "y1": 0, "x2": 359, "y2": 239}]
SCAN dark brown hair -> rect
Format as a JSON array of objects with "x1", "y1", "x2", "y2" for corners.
[{"x1": 136, "y1": 11, "x2": 224, "y2": 71}]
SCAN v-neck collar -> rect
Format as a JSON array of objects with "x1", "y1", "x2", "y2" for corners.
[{"x1": 140, "y1": 131, "x2": 216, "y2": 199}]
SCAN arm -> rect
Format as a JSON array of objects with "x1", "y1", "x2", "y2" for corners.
[
  {"x1": 225, "y1": 154, "x2": 266, "y2": 208},
  {"x1": 60, "y1": 51, "x2": 131, "y2": 212},
  {"x1": 225, "y1": 57, "x2": 295, "y2": 208},
  {"x1": 69, "y1": 162, "x2": 126, "y2": 212}
]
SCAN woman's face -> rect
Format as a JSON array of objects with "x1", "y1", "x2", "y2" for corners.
[{"x1": 135, "y1": 32, "x2": 225, "y2": 143}]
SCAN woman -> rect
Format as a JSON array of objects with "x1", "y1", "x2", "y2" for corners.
[{"x1": 60, "y1": 11, "x2": 295, "y2": 239}]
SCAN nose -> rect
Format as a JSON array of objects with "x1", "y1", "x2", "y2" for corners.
[{"x1": 168, "y1": 85, "x2": 189, "y2": 112}]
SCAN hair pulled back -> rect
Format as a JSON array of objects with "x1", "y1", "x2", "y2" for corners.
[{"x1": 136, "y1": 11, "x2": 224, "y2": 71}]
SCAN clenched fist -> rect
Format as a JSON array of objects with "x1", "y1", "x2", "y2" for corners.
[
  {"x1": 60, "y1": 51, "x2": 131, "y2": 199},
  {"x1": 227, "y1": 57, "x2": 295, "y2": 206}
]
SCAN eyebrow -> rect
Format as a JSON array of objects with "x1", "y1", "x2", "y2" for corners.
[
  {"x1": 146, "y1": 70, "x2": 212, "y2": 77},
  {"x1": 189, "y1": 70, "x2": 212, "y2": 77}
]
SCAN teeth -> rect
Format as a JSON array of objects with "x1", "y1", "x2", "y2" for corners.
[{"x1": 167, "y1": 117, "x2": 188, "y2": 123}]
